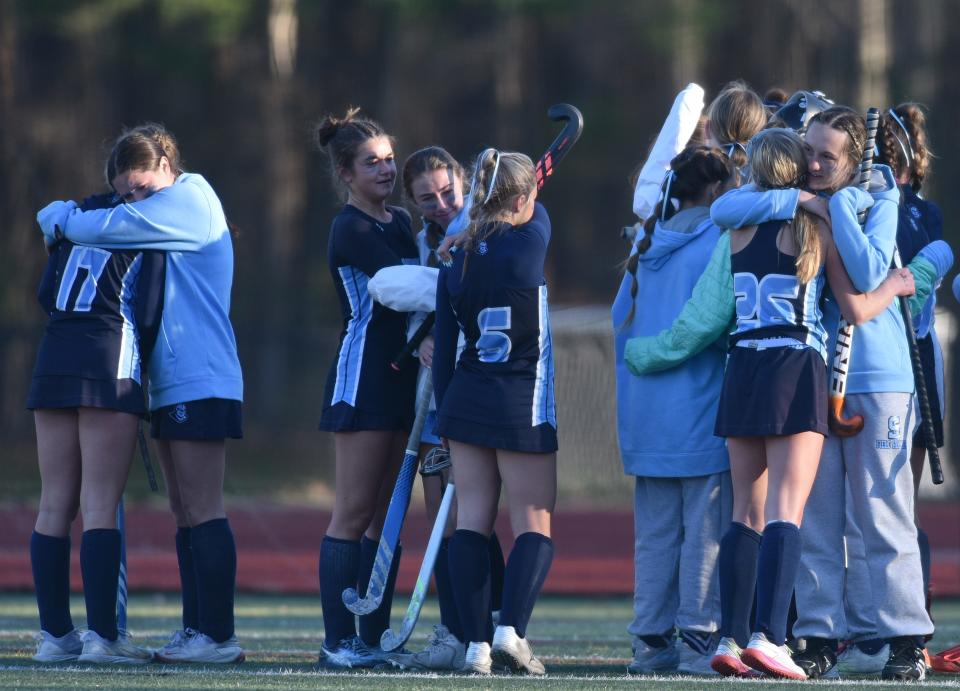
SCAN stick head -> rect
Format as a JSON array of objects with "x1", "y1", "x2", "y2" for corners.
[{"x1": 828, "y1": 397, "x2": 865, "y2": 437}]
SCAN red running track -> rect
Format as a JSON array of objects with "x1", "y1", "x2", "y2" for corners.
[{"x1": 1, "y1": 503, "x2": 957, "y2": 596}]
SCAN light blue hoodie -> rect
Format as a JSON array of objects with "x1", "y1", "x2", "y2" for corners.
[
  {"x1": 711, "y1": 164, "x2": 912, "y2": 393},
  {"x1": 36, "y1": 173, "x2": 243, "y2": 409},
  {"x1": 612, "y1": 207, "x2": 728, "y2": 478}
]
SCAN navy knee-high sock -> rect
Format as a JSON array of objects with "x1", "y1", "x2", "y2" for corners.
[
  {"x1": 434, "y1": 537, "x2": 463, "y2": 641},
  {"x1": 488, "y1": 531, "x2": 506, "y2": 613},
  {"x1": 175, "y1": 527, "x2": 199, "y2": 631},
  {"x1": 499, "y1": 532, "x2": 554, "y2": 638},
  {"x1": 449, "y1": 529, "x2": 492, "y2": 644},
  {"x1": 718, "y1": 522, "x2": 761, "y2": 648},
  {"x1": 80, "y1": 528, "x2": 121, "y2": 640},
  {"x1": 190, "y1": 518, "x2": 236, "y2": 642},
  {"x1": 755, "y1": 521, "x2": 801, "y2": 646},
  {"x1": 319, "y1": 536, "x2": 360, "y2": 647},
  {"x1": 358, "y1": 535, "x2": 402, "y2": 648},
  {"x1": 30, "y1": 532, "x2": 74, "y2": 637}
]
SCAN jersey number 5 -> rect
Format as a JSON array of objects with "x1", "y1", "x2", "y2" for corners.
[
  {"x1": 477, "y1": 306, "x2": 512, "y2": 363},
  {"x1": 734, "y1": 272, "x2": 799, "y2": 329},
  {"x1": 56, "y1": 246, "x2": 111, "y2": 312}
]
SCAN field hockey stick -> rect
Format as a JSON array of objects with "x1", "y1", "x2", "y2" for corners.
[
  {"x1": 380, "y1": 480, "x2": 456, "y2": 651},
  {"x1": 828, "y1": 109, "x2": 879, "y2": 436},
  {"x1": 116, "y1": 498, "x2": 128, "y2": 634},
  {"x1": 391, "y1": 313, "x2": 436, "y2": 372},
  {"x1": 535, "y1": 103, "x2": 584, "y2": 191},
  {"x1": 342, "y1": 368, "x2": 435, "y2": 615},
  {"x1": 891, "y1": 253, "x2": 944, "y2": 483}
]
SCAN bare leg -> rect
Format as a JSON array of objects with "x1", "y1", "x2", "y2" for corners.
[
  {"x1": 449, "y1": 441, "x2": 500, "y2": 536},
  {"x1": 763, "y1": 432, "x2": 823, "y2": 526},
  {"x1": 328, "y1": 430, "x2": 404, "y2": 540},
  {"x1": 77, "y1": 409, "x2": 139, "y2": 530},
  {"x1": 726, "y1": 437, "x2": 767, "y2": 532},
  {"x1": 497, "y1": 450, "x2": 556, "y2": 538},
  {"x1": 34, "y1": 410, "x2": 81, "y2": 537}
]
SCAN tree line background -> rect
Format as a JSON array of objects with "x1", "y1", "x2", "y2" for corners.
[{"x1": 2, "y1": 0, "x2": 959, "y2": 502}]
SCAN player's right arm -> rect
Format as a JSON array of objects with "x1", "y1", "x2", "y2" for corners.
[{"x1": 710, "y1": 185, "x2": 800, "y2": 229}]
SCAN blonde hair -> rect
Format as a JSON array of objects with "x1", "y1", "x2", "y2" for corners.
[
  {"x1": 463, "y1": 148, "x2": 535, "y2": 252},
  {"x1": 747, "y1": 128, "x2": 823, "y2": 284}
]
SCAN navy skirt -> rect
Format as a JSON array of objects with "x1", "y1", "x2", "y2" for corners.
[{"x1": 715, "y1": 345, "x2": 828, "y2": 437}]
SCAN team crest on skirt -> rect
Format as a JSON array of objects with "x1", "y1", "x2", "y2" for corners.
[{"x1": 169, "y1": 403, "x2": 189, "y2": 424}]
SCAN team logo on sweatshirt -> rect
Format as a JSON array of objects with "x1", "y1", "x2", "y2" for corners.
[
  {"x1": 169, "y1": 403, "x2": 189, "y2": 424},
  {"x1": 875, "y1": 415, "x2": 906, "y2": 449}
]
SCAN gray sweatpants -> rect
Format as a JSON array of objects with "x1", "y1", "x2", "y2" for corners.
[
  {"x1": 794, "y1": 392, "x2": 933, "y2": 640},
  {"x1": 628, "y1": 472, "x2": 732, "y2": 639}
]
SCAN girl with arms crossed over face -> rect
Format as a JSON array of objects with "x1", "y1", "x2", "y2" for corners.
[
  {"x1": 31, "y1": 191, "x2": 164, "y2": 664},
  {"x1": 615, "y1": 147, "x2": 735, "y2": 676},
  {"x1": 433, "y1": 149, "x2": 555, "y2": 675},
  {"x1": 385, "y1": 147, "x2": 506, "y2": 672},
  {"x1": 37, "y1": 124, "x2": 246, "y2": 664},
  {"x1": 314, "y1": 109, "x2": 418, "y2": 669}
]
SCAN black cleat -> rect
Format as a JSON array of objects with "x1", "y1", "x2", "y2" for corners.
[
  {"x1": 791, "y1": 637, "x2": 838, "y2": 679},
  {"x1": 881, "y1": 636, "x2": 926, "y2": 681}
]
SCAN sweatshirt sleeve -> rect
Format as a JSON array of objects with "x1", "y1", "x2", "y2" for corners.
[
  {"x1": 828, "y1": 186, "x2": 897, "y2": 293},
  {"x1": 906, "y1": 240, "x2": 954, "y2": 318},
  {"x1": 710, "y1": 185, "x2": 800, "y2": 229},
  {"x1": 60, "y1": 178, "x2": 213, "y2": 251},
  {"x1": 432, "y1": 268, "x2": 458, "y2": 412},
  {"x1": 623, "y1": 232, "x2": 734, "y2": 374}
]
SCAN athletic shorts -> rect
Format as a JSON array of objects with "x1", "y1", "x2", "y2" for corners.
[
  {"x1": 715, "y1": 345, "x2": 828, "y2": 437},
  {"x1": 912, "y1": 335, "x2": 944, "y2": 447},
  {"x1": 151, "y1": 398, "x2": 243, "y2": 440},
  {"x1": 26, "y1": 376, "x2": 146, "y2": 416},
  {"x1": 319, "y1": 401, "x2": 412, "y2": 433}
]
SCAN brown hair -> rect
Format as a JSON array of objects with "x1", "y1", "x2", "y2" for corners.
[
  {"x1": 706, "y1": 81, "x2": 768, "y2": 172},
  {"x1": 105, "y1": 123, "x2": 183, "y2": 187},
  {"x1": 877, "y1": 103, "x2": 931, "y2": 192},
  {"x1": 621, "y1": 146, "x2": 734, "y2": 328},
  {"x1": 401, "y1": 146, "x2": 464, "y2": 260},
  {"x1": 748, "y1": 128, "x2": 822, "y2": 284},
  {"x1": 807, "y1": 106, "x2": 866, "y2": 190},
  {"x1": 314, "y1": 106, "x2": 395, "y2": 200}
]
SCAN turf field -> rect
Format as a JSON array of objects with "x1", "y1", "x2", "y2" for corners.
[{"x1": 1, "y1": 594, "x2": 959, "y2": 689}]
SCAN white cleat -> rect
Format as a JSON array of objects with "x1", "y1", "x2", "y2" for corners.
[
  {"x1": 153, "y1": 628, "x2": 197, "y2": 658},
  {"x1": 492, "y1": 625, "x2": 545, "y2": 675},
  {"x1": 388, "y1": 624, "x2": 465, "y2": 671},
  {"x1": 32, "y1": 629, "x2": 83, "y2": 662},
  {"x1": 77, "y1": 630, "x2": 152, "y2": 664},
  {"x1": 155, "y1": 631, "x2": 244, "y2": 664},
  {"x1": 741, "y1": 631, "x2": 805, "y2": 680},
  {"x1": 462, "y1": 641, "x2": 492, "y2": 674}
]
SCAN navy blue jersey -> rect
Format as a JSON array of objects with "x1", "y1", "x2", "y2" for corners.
[
  {"x1": 320, "y1": 204, "x2": 418, "y2": 428},
  {"x1": 897, "y1": 185, "x2": 942, "y2": 264},
  {"x1": 731, "y1": 220, "x2": 827, "y2": 359},
  {"x1": 30, "y1": 239, "x2": 165, "y2": 409},
  {"x1": 433, "y1": 203, "x2": 556, "y2": 452}
]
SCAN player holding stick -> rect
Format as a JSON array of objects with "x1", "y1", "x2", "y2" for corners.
[
  {"x1": 314, "y1": 108, "x2": 418, "y2": 669},
  {"x1": 433, "y1": 149, "x2": 557, "y2": 675}
]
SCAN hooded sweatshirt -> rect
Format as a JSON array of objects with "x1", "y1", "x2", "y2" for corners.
[{"x1": 612, "y1": 207, "x2": 728, "y2": 478}]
